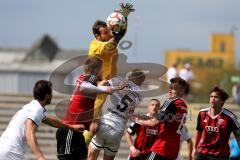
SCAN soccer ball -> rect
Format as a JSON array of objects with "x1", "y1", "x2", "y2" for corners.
[{"x1": 107, "y1": 12, "x2": 127, "y2": 33}]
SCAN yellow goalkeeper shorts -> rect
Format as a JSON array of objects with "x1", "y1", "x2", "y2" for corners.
[
  {"x1": 83, "y1": 130, "x2": 93, "y2": 147},
  {"x1": 93, "y1": 94, "x2": 107, "y2": 120}
]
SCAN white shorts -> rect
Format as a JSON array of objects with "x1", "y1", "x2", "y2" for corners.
[{"x1": 90, "y1": 124, "x2": 124, "y2": 156}]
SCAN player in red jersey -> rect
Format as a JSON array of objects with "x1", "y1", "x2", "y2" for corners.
[
  {"x1": 137, "y1": 77, "x2": 188, "y2": 160},
  {"x1": 193, "y1": 86, "x2": 240, "y2": 160},
  {"x1": 125, "y1": 99, "x2": 161, "y2": 160},
  {"x1": 56, "y1": 57, "x2": 120, "y2": 160}
]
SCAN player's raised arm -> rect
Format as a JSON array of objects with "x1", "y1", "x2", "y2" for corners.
[
  {"x1": 80, "y1": 79, "x2": 125, "y2": 95},
  {"x1": 79, "y1": 80, "x2": 113, "y2": 95},
  {"x1": 115, "y1": 3, "x2": 135, "y2": 18},
  {"x1": 110, "y1": 3, "x2": 135, "y2": 44}
]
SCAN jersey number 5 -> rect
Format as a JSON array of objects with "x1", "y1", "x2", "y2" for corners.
[{"x1": 117, "y1": 95, "x2": 133, "y2": 112}]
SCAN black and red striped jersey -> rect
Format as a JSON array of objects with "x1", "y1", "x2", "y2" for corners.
[
  {"x1": 151, "y1": 98, "x2": 188, "y2": 160},
  {"x1": 127, "y1": 120, "x2": 160, "y2": 157},
  {"x1": 62, "y1": 74, "x2": 97, "y2": 130},
  {"x1": 196, "y1": 107, "x2": 240, "y2": 157}
]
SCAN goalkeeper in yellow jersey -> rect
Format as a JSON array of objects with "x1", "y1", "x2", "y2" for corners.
[{"x1": 85, "y1": 3, "x2": 135, "y2": 147}]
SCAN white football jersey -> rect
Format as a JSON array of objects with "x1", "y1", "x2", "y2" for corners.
[
  {"x1": 0, "y1": 100, "x2": 46, "y2": 160},
  {"x1": 100, "y1": 77, "x2": 142, "y2": 133}
]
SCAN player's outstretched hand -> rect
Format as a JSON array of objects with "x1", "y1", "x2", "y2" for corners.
[
  {"x1": 71, "y1": 124, "x2": 85, "y2": 132},
  {"x1": 115, "y1": 3, "x2": 135, "y2": 17}
]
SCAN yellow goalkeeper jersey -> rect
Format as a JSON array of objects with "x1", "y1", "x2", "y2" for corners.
[{"x1": 89, "y1": 39, "x2": 118, "y2": 79}]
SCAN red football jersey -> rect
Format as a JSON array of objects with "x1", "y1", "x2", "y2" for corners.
[
  {"x1": 151, "y1": 98, "x2": 187, "y2": 159},
  {"x1": 127, "y1": 120, "x2": 160, "y2": 157},
  {"x1": 62, "y1": 74, "x2": 97, "y2": 130},
  {"x1": 196, "y1": 107, "x2": 240, "y2": 157}
]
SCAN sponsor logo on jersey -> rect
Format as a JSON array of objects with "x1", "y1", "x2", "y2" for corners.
[
  {"x1": 205, "y1": 126, "x2": 219, "y2": 133},
  {"x1": 146, "y1": 129, "x2": 158, "y2": 136}
]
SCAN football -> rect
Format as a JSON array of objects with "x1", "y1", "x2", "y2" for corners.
[{"x1": 107, "y1": 12, "x2": 127, "y2": 33}]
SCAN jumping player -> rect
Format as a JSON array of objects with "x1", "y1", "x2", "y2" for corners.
[
  {"x1": 88, "y1": 69, "x2": 146, "y2": 160},
  {"x1": 56, "y1": 57, "x2": 122, "y2": 160},
  {"x1": 89, "y1": 3, "x2": 134, "y2": 79},
  {"x1": 193, "y1": 86, "x2": 240, "y2": 160},
  {"x1": 88, "y1": 3, "x2": 135, "y2": 138}
]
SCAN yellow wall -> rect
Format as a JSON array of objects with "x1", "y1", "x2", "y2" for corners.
[{"x1": 165, "y1": 33, "x2": 236, "y2": 93}]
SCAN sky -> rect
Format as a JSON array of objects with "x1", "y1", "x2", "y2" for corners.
[{"x1": 0, "y1": 0, "x2": 240, "y2": 64}]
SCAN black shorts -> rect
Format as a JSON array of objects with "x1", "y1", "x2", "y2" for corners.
[
  {"x1": 195, "y1": 152, "x2": 229, "y2": 160},
  {"x1": 56, "y1": 128, "x2": 87, "y2": 160},
  {"x1": 147, "y1": 152, "x2": 174, "y2": 160},
  {"x1": 129, "y1": 154, "x2": 149, "y2": 160}
]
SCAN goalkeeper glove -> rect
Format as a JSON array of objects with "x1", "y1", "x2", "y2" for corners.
[{"x1": 114, "y1": 3, "x2": 135, "y2": 18}]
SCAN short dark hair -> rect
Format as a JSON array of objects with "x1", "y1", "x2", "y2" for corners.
[
  {"x1": 170, "y1": 77, "x2": 187, "y2": 90},
  {"x1": 210, "y1": 86, "x2": 229, "y2": 102},
  {"x1": 92, "y1": 20, "x2": 107, "y2": 37},
  {"x1": 33, "y1": 80, "x2": 52, "y2": 101},
  {"x1": 84, "y1": 56, "x2": 103, "y2": 73}
]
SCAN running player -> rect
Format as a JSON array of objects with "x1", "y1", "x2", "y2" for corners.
[
  {"x1": 137, "y1": 77, "x2": 188, "y2": 160},
  {"x1": 193, "y1": 86, "x2": 240, "y2": 160},
  {"x1": 0, "y1": 80, "x2": 84, "y2": 160},
  {"x1": 56, "y1": 57, "x2": 123, "y2": 160},
  {"x1": 125, "y1": 99, "x2": 161, "y2": 160},
  {"x1": 88, "y1": 69, "x2": 146, "y2": 160}
]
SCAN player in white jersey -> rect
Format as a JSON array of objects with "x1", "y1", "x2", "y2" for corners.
[
  {"x1": 0, "y1": 80, "x2": 84, "y2": 160},
  {"x1": 88, "y1": 69, "x2": 146, "y2": 160}
]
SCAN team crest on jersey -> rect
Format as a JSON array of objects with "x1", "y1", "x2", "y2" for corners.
[
  {"x1": 146, "y1": 129, "x2": 158, "y2": 136},
  {"x1": 218, "y1": 119, "x2": 224, "y2": 125}
]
